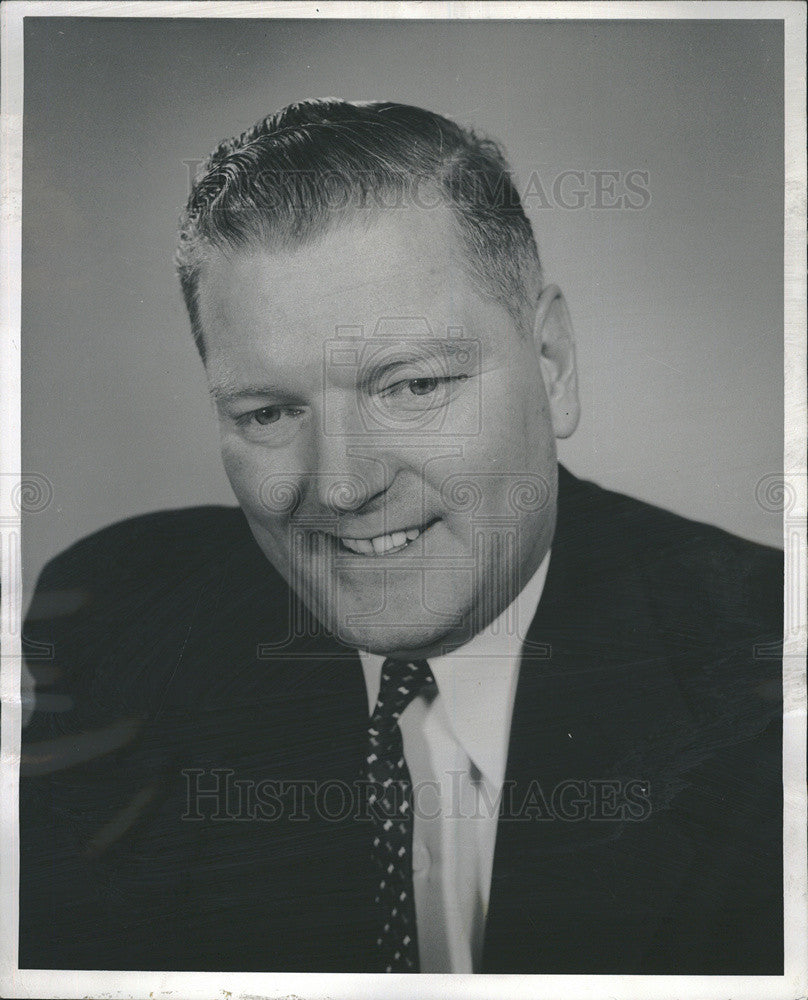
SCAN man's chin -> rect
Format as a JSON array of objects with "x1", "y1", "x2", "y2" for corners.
[
  {"x1": 338, "y1": 632, "x2": 459, "y2": 660},
  {"x1": 329, "y1": 617, "x2": 464, "y2": 660},
  {"x1": 290, "y1": 562, "x2": 474, "y2": 657}
]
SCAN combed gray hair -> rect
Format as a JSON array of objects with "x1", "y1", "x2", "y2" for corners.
[{"x1": 176, "y1": 98, "x2": 543, "y2": 360}]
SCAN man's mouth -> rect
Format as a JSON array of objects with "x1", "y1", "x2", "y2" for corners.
[{"x1": 338, "y1": 519, "x2": 438, "y2": 556}]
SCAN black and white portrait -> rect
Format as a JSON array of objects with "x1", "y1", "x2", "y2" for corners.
[{"x1": 1, "y1": 5, "x2": 805, "y2": 1000}]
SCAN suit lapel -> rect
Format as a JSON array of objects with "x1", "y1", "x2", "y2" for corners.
[{"x1": 482, "y1": 465, "x2": 698, "y2": 972}]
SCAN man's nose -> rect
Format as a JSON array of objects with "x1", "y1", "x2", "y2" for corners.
[{"x1": 309, "y1": 400, "x2": 391, "y2": 513}]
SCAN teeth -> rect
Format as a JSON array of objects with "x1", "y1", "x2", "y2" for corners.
[
  {"x1": 341, "y1": 524, "x2": 424, "y2": 556},
  {"x1": 341, "y1": 536, "x2": 374, "y2": 555}
]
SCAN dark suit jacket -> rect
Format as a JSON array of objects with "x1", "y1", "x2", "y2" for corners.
[{"x1": 19, "y1": 465, "x2": 783, "y2": 973}]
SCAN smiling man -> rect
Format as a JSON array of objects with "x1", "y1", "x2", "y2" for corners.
[
  {"x1": 20, "y1": 100, "x2": 783, "y2": 976},
  {"x1": 195, "y1": 200, "x2": 573, "y2": 658}
]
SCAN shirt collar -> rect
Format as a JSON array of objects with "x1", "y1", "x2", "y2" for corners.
[{"x1": 358, "y1": 550, "x2": 551, "y2": 789}]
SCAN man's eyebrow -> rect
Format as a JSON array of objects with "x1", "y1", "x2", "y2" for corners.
[
  {"x1": 360, "y1": 339, "x2": 478, "y2": 369},
  {"x1": 358, "y1": 339, "x2": 478, "y2": 380},
  {"x1": 208, "y1": 381, "x2": 284, "y2": 403}
]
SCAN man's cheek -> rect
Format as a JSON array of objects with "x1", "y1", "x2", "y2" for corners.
[{"x1": 220, "y1": 441, "x2": 273, "y2": 519}]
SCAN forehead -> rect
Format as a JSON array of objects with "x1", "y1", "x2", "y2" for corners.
[{"x1": 196, "y1": 206, "x2": 513, "y2": 374}]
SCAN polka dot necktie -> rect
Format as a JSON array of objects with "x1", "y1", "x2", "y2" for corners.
[{"x1": 365, "y1": 658, "x2": 436, "y2": 973}]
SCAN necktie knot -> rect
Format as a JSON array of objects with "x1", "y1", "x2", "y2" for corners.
[{"x1": 371, "y1": 658, "x2": 435, "y2": 734}]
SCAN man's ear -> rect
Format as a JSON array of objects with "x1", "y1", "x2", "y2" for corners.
[{"x1": 532, "y1": 284, "x2": 580, "y2": 439}]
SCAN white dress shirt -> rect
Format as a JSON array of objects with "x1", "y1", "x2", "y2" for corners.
[{"x1": 358, "y1": 550, "x2": 550, "y2": 973}]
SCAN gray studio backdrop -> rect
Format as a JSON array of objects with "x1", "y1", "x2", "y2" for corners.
[{"x1": 22, "y1": 17, "x2": 784, "y2": 601}]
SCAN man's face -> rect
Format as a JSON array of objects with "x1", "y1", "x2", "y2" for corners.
[{"x1": 198, "y1": 206, "x2": 578, "y2": 657}]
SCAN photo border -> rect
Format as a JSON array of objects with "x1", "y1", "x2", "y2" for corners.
[{"x1": 1, "y1": 3, "x2": 805, "y2": 999}]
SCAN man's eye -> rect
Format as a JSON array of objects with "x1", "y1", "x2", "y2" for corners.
[
  {"x1": 382, "y1": 374, "x2": 468, "y2": 404},
  {"x1": 252, "y1": 406, "x2": 283, "y2": 426},
  {"x1": 234, "y1": 405, "x2": 306, "y2": 442},
  {"x1": 407, "y1": 378, "x2": 440, "y2": 396}
]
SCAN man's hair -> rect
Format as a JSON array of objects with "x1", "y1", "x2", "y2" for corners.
[{"x1": 176, "y1": 98, "x2": 542, "y2": 360}]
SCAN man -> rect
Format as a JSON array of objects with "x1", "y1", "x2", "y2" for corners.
[{"x1": 19, "y1": 100, "x2": 783, "y2": 975}]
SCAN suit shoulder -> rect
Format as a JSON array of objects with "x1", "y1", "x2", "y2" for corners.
[
  {"x1": 34, "y1": 505, "x2": 251, "y2": 591},
  {"x1": 23, "y1": 506, "x2": 273, "y2": 721},
  {"x1": 557, "y1": 467, "x2": 783, "y2": 760},
  {"x1": 563, "y1": 469, "x2": 782, "y2": 614}
]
